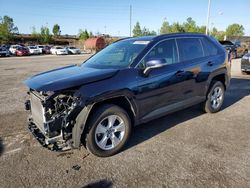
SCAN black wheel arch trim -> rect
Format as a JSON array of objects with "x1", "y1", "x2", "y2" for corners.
[
  {"x1": 72, "y1": 95, "x2": 137, "y2": 148},
  {"x1": 205, "y1": 68, "x2": 230, "y2": 95}
]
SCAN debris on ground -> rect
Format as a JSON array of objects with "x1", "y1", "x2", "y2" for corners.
[{"x1": 72, "y1": 165, "x2": 81, "y2": 171}]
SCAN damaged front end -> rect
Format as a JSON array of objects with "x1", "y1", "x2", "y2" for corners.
[{"x1": 26, "y1": 90, "x2": 81, "y2": 151}]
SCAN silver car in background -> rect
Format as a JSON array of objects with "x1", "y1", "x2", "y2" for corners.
[
  {"x1": 50, "y1": 46, "x2": 68, "y2": 55},
  {"x1": 28, "y1": 46, "x2": 40, "y2": 55},
  {"x1": 66, "y1": 46, "x2": 81, "y2": 54}
]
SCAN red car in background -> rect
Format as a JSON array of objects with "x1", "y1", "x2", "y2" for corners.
[{"x1": 16, "y1": 47, "x2": 30, "y2": 56}]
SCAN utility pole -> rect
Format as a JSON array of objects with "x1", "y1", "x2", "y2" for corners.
[
  {"x1": 206, "y1": 0, "x2": 211, "y2": 35},
  {"x1": 130, "y1": 5, "x2": 132, "y2": 37}
]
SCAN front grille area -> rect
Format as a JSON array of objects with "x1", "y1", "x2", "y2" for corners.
[{"x1": 30, "y1": 92, "x2": 46, "y2": 133}]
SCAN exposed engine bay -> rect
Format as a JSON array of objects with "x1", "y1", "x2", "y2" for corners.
[{"x1": 26, "y1": 90, "x2": 80, "y2": 151}]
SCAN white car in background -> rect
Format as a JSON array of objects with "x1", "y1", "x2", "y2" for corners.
[
  {"x1": 27, "y1": 46, "x2": 40, "y2": 55},
  {"x1": 66, "y1": 46, "x2": 81, "y2": 54},
  {"x1": 9, "y1": 45, "x2": 21, "y2": 55},
  {"x1": 37, "y1": 45, "x2": 45, "y2": 54},
  {"x1": 50, "y1": 46, "x2": 68, "y2": 55}
]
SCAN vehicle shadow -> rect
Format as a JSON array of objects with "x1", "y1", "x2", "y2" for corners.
[
  {"x1": 82, "y1": 179, "x2": 112, "y2": 188},
  {"x1": 125, "y1": 77, "x2": 250, "y2": 151},
  {"x1": 0, "y1": 137, "x2": 4, "y2": 157},
  {"x1": 223, "y1": 77, "x2": 250, "y2": 109},
  {"x1": 126, "y1": 105, "x2": 203, "y2": 150}
]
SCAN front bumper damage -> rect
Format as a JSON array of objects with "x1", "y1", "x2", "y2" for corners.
[
  {"x1": 28, "y1": 121, "x2": 72, "y2": 151},
  {"x1": 25, "y1": 90, "x2": 81, "y2": 151}
]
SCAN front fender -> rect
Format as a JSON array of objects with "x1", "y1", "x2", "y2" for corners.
[{"x1": 72, "y1": 104, "x2": 93, "y2": 148}]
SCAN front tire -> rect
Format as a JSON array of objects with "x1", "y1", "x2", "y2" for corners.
[
  {"x1": 85, "y1": 104, "x2": 131, "y2": 157},
  {"x1": 203, "y1": 81, "x2": 225, "y2": 113}
]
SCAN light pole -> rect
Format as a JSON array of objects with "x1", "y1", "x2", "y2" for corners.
[
  {"x1": 206, "y1": 0, "x2": 211, "y2": 35},
  {"x1": 129, "y1": 5, "x2": 132, "y2": 37}
]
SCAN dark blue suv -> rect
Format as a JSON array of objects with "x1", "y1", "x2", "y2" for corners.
[{"x1": 25, "y1": 33, "x2": 231, "y2": 157}]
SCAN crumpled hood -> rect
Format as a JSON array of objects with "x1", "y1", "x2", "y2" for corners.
[{"x1": 24, "y1": 64, "x2": 118, "y2": 92}]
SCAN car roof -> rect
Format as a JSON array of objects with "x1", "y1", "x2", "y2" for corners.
[{"x1": 123, "y1": 33, "x2": 207, "y2": 42}]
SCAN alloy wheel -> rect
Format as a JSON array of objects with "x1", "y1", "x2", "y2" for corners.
[
  {"x1": 210, "y1": 86, "x2": 223, "y2": 109},
  {"x1": 95, "y1": 115, "x2": 125, "y2": 150}
]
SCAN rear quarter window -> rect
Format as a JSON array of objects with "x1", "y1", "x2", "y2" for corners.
[
  {"x1": 202, "y1": 37, "x2": 221, "y2": 56},
  {"x1": 177, "y1": 38, "x2": 204, "y2": 62}
]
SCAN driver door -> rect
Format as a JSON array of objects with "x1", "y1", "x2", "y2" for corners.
[{"x1": 135, "y1": 39, "x2": 188, "y2": 122}]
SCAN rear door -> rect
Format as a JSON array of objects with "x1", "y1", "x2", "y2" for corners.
[{"x1": 176, "y1": 37, "x2": 209, "y2": 100}]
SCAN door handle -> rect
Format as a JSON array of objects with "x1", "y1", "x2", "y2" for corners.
[
  {"x1": 175, "y1": 70, "x2": 185, "y2": 77},
  {"x1": 207, "y1": 61, "x2": 214, "y2": 66}
]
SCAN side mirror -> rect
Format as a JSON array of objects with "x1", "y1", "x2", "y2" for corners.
[{"x1": 143, "y1": 58, "x2": 166, "y2": 76}]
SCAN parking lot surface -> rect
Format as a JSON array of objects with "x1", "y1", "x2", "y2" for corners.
[{"x1": 0, "y1": 55, "x2": 250, "y2": 188}]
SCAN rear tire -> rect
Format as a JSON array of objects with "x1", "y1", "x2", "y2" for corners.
[
  {"x1": 85, "y1": 104, "x2": 131, "y2": 157},
  {"x1": 202, "y1": 81, "x2": 225, "y2": 113}
]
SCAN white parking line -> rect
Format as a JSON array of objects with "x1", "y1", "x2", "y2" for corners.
[{"x1": 4, "y1": 148, "x2": 22, "y2": 155}]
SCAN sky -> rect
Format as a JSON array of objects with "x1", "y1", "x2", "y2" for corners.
[{"x1": 0, "y1": 0, "x2": 249, "y2": 37}]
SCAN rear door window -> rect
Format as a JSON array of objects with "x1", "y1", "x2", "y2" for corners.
[{"x1": 177, "y1": 38, "x2": 204, "y2": 62}]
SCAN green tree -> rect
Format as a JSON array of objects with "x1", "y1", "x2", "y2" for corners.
[
  {"x1": 210, "y1": 27, "x2": 226, "y2": 40},
  {"x1": 197, "y1": 25, "x2": 206, "y2": 34},
  {"x1": 89, "y1": 31, "x2": 93, "y2": 37},
  {"x1": 132, "y1": 22, "x2": 142, "y2": 37},
  {"x1": 30, "y1": 26, "x2": 40, "y2": 43},
  {"x1": 160, "y1": 19, "x2": 171, "y2": 34},
  {"x1": 52, "y1": 24, "x2": 60, "y2": 37},
  {"x1": 40, "y1": 26, "x2": 51, "y2": 44},
  {"x1": 0, "y1": 15, "x2": 18, "y2": 43},
  {"x1": 170, "y1": 22, "x2": 185, "y2": 33},
  {"x1": 226, "y1": 24, "x2": 244, "y2": 37},
  {"x1": 183, "y1": 17, "x2": 197, "y2": 32},
  {"x1": 79, "y1": 29, "x2": 89, "y2": 40},
  {"x1": 31, "y1": 26, "x2": 39, "y2": 37},
  {"x1": 141, "y1": 27, "x2": 156, "y2": 36}
]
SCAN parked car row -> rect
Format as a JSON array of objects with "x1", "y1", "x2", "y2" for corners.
[
  {"x1": 0, "y1": 44, "x2": 81, "y2": 57},
  {"x1": 241, "y1": 52, "x2": 250, "y2": 75},
  {"x1": 50, "y1": 46, "x2": 81, "y2": 55},
  {"x1": 219, "y1": 40, "x2": 249, "y2": 59}
]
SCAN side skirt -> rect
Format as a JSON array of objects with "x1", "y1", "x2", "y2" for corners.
[{"x1": 139, "y1": 96, "x2": 206, "y2": 124}]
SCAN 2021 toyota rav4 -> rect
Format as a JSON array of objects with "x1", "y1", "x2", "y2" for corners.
[{"x1": 24, "y1": 33, "x2": 231, "y2": 157}]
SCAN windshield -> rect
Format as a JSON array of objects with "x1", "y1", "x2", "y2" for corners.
[{"x1": 82, "y1": 39, "x2": 150, "y2": 69}]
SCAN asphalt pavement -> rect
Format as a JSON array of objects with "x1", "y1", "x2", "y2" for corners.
[{"x1": 0, "y1": 55, "x2": 249, "y2": 188}]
